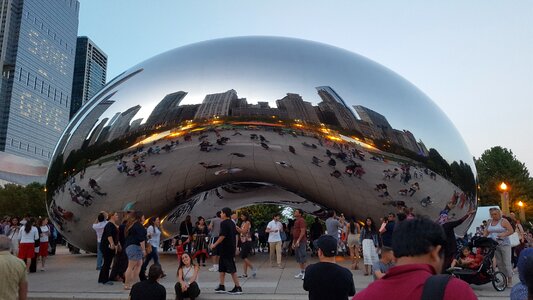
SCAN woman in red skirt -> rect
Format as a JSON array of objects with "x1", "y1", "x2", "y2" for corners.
[
  {"x1": 38, "y1": 217, "x2": 51, "y2": 271},
  {"x1": 18, "y1": 218, "x2": 39, "y2": 272}
]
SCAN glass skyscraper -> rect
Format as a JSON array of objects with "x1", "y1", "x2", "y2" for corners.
[
  {"x1": 70, "y1": 36, "x2": 107, "y2": 119},
  {"x1": 0, "y1": 0, "x2": 79, "y2": 164}
]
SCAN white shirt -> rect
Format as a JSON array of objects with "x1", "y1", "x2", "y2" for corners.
[
  {"x1": 266, "y1": 220, "x2": 282, "y2": 243},
  {"x1": 39, "y1": 225, "x2": 50, "y2": 242},
  {"x1": 147, "y1": 225, "x2": 161, "y2": 248},
  {"x1": 92, "y1": 221, "x2": 108, "y2": 243},
  {"x1": 19, "y1": 226, "x2": 39, "y2": 243}
]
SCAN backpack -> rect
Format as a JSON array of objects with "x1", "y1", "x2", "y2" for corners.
[{"x1": 421, "y1": 274, "x2": 451, "y2": 300}]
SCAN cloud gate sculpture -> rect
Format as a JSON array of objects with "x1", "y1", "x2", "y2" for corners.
[{"x1": 46, "y1": 36, "x2": 477, "y2": 251}]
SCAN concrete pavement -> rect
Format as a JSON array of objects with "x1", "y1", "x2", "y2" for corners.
[{"x1": 25, "y1": 246, "x2": 513, "y2": 300}]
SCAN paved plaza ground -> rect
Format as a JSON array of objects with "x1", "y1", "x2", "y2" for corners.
[{"x1": 26, "y1": 246, "x2": 512, "y2": 300}]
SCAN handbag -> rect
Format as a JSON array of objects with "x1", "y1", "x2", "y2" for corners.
[
  {"x1": 509, "y1": 232, "x2": 520, "y2": 247},
  {"x1": 146, "y1": 243, "x2": 153, "y2": 255}
]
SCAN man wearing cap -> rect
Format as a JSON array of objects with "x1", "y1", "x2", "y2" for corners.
[{"x1": 303, "y1": 235, "x2": 356, "y2": 300}]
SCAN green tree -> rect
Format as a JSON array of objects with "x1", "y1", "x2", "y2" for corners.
[
  {"x1": 237, "y1": 204, "x2": 284, "y2": 228},
  {"x1": 475, "y1": 146, "x2": 532, "y2": 206},
  {"x1": 0, "y1": 182, "x2": 46, "y2": 217}
]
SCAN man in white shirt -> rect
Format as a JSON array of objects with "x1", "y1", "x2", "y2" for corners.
[
  {"x1": 92, "y1": 212, "x2": 108, "y2": 270},
  {"x1": 266, "y1": 213, "x2": 283, "y2": 268}
]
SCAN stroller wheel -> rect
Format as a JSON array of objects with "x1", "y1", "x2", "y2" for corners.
[{"x1": 492, "y1": 271, "x2": 507, "y2": 291}]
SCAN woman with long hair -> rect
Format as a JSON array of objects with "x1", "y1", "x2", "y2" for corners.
[
  {"x1": 193, "y1": 216, "x2": 209, "y2": 266},
  {"x1": 37, "y1": 217, "x2": 50, "y2": 271},
  {"x1": 175, "y1": 252, "x2": 200, "y2": 300},
  {"x1": 18, "y1": 217, "x2": 39, "y2": 272},
  {"x1": 359, "y1": 217, "x2": 379, "y2": 276},
  {"x1": 140, "y1": 217, "x2": 162, "y2": 279},
  {"x1": 346, "y1": 218, "x2": 361, "y2": 270},
  {"x1": 236, "y1": 212, "x2": 256, "y2": 278},
  {"x1": 123, "y1": 211, "x2": 147, "y2": 290}
]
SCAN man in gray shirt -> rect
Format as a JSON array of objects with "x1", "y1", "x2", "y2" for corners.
[
  {"x1": 208, "y1": 212, "x2": 222, "y2": 272},
  {"x1": 325, "y1": 211, "x2": 342, "y2": 241}
]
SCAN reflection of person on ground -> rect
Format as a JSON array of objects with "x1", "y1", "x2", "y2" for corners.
[
  {"x1": 408, "y1": 182, "x2": 419, "y2": 197},
  {"x1": 266, "y1": 213, "x2": 283, "y2": 268},
  {"x1": 442, "y1": 208, "x2": 475, "y2": 269},
  {"x1": 17, "y1": 217, "x2": 39, "y2": 273},
  {"x1": 175, "y1": 253, "x2": 201, "y2": 300},
  {"x1": 92, "y1": 212, "x2": 108, "y2": 271},
  {"x1": 359, "y1": 217, "x2": 379, "y2": 276},
  {"x1": 303, "y1": 235, "x2": 356, "y2": 300},
  {"x1": 208, "y1": 212, "x2": 221, "y2": 272},
  {"x1": 149, "y1": 165, "x2": 162, "y2": 175},
  {"x1": 353, "y1": 217, "x2": 477, "y2": 300},
  {"x1": 179, "y1": 216, "x2": 193, "y2": 254},
  {"x1": 484, "y1": 207, "x2": 514, "y2": 286},
  {"x1": 0, "y1": 235, "x2": 28, "y2": 300},
  {"x1": 292, "y1": 208, "x2": 307, "y2": 280},
  {"x1": 129, "y1": 264, "x2": 166, "y2": 300},
  {"x1": 89, "y1": 178, "x2": 107, "y2": 195},
  {"x1": 346, "y1": 218, "x2": 361, "y2": 270},
  {"x1": 124, "y1": 212, "x2": 147, "y2": 290},
  {"x1": 312, "y1": 156, "x2": 322, "y2": 166},
  {"x1": 373, "y1": 246, "x2": 394, "y2": 280},
  {"x1": 98, "y1": 212, "x2": 119, "y2": 285},
  {"x1": 140, "y1": 217, "x2": 162, "y2": 280},
  {"x1": 192, "y1": 217, "x2": 209, "y2": 266},
  {"x1": 210, "y1": 207, "x2": 242, "y2": 295},
  {"x1": 236, "y1": 212, "x2": 256, "y2": 278},
  {"x1": 289, "y1": 145, "x2": 296, "y2": 154}
]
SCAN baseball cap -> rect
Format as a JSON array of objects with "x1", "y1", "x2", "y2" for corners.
[{"x1": 317, "y1": 235, "x2": 337, "y2": 257}]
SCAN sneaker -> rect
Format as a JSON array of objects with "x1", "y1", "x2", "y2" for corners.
[
  {"x1": 227, "y1": 286, "x2": 243, "y2": 295},
  {"x1": 238, "y1": 274, "x2": 248, "y2": 278},
  {"x1": 252, "y1": 268, "x2": 257, "y2": 278},
  {"x1": 215, "y1": 285, "x2": 226, "y2": 293},
  {"x1": 294, "y1": 272, "x2": 304, "y2": 279},
  {"x1": 209, "y1": 265, "x2": 218, "y2": 272}
]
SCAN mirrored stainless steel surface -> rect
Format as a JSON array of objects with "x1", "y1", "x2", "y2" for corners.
[{"x1": 46, "y1": 36, "x2": 477, "y2": 251}]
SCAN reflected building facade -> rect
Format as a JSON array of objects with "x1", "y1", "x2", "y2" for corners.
[
  {"x1": 0, "y1": 0, "x2": 79, "y2": 184},
  {"x1": 45, "y1": 37, "x2": 477, "y2": 251},
  {"x1": 70, "y1": 36, "x2": 107, "y2": 119}
]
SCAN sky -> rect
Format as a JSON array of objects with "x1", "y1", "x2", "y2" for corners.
[{"x1": 78, "y1": 0, "x2": 533, "y2": 172}]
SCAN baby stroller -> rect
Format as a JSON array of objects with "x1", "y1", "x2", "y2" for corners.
[{"x1": 446, "y1": 236, "x2": 507, "y2": 291}]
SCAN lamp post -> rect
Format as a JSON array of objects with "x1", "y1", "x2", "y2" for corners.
[
  {"x1": 517, "y1": 201, "x2": 526, "y2": 223},
  {"x1": 499, "y1": 182, "x2": 510, "y2": 216}
]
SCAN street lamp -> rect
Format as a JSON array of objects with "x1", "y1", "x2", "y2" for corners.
[
  {"x1": 517, "y1": 201, "x2": 526, "y2": 223},
  {"x1": 499, "y1": 182, "x2": 510, "y2": 216}
]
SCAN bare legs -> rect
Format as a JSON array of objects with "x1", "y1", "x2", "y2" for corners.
[{"x1": 124, "y1": 259, "x2": 142, "y2": 289}]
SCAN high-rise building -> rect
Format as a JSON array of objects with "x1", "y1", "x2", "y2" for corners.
[
  {"x1": 316, "y1": 86, "x2": 360, "y2": 132},
  {"x1": 70, "y1": 36, "x2": 107, "y2": 119},
  {"x1": 106, "y1": 105, "x2": 141, "y2": 142},
  {"x1": 145, "y1": 91, "x2": 187, "y2": 126},
  {"x1": 194, "y1": 89, "x2": 238, "y2": 119},
  {"x1": 353, "y1": 105, "x2": 392, "y2": 130},
  {"x1": 0, "y1": 0, "x2": 79, "y2": 183},
  {"x1": 276, "y1": 93, "x2": 319, "y2": 124}
]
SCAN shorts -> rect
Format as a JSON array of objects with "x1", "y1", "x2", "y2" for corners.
[
  {"x1": 295, "y1": 241, "x2": 307, "y2": 264},
  {"x1": 240, "y1": 241, "x2": 252, "y2": 259},
  {"x1": 18, "y1": 243, "x2": 35, "y2": 259},
  {"x1": 209, "y1": 236, "x2": 219, "y2": 256},
  {"x1": 126, "y1": 244, "x2": 143, "y2": 261},
  {"x1": 218, "y1": 255, "x2": 237, "y2": 274},
  {"x1": 39, "y1": 242, "x2": 49, "y2": 257}
]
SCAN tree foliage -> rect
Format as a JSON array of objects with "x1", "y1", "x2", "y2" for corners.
[
  {"x1": 0, "y1": 182, "x2": 46, "y2": 217},
  {"x1": 475, "y1": 146, "x2": 532, "y2": 206},
  {"x1": 236, "y1": 204, "x2": 284, "y2": 228}
]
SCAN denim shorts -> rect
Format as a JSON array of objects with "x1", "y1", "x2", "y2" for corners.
[
  {"x1": 126, "y1": 244, "x2": 143, "y2": 261},
  {"x1": 295, "y1": 242, "x2": 307, "y2": 264}
]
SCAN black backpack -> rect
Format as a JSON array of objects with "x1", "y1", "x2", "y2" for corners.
[{"x1": 421, "y1": 274, "x2": 451, "y2": 300}]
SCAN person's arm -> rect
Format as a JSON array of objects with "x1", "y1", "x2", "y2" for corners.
[
  {"x1": 18, "y1": 279, "x2": 28, "y2": 300},
  {"x1": 379, "y1": 222, "x2": 387, "y2": 233},
  {"x1": 188, "y1": 265, "x2": 199, "y2": 284},
  {"x1": 107, "y1": 235, "x2": 116, "y2": 250},
  {"x1": 210, "y1": 235, "x2": 225, "y2": 249},
  {"x1": 265, "y1": 222, "x2": 274, "y2": 233},
  {"x1": 177, "y1": 268, "x2": 187, "y2": 287}
]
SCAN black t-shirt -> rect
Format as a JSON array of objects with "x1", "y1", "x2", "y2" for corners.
[
  {"x1": 382, "y1": 221, "x2": 395, "y2": 247},
  {"x1": 125, "y1": 222, "x2": 147, "y2": 248},
  {"x1": 100, "y1": 222, "x2": 117, "y2": 252},
  {"x1": 219, "y1": 219, "x2": 236, "y2": 257},
  {"x1": 129, "y1": 280, "x2": 166, "y2": 300},
  {"x1": 303, "y1": 262, "x2": 356, "y2": 300}
]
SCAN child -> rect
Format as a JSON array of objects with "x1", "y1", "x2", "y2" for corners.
[
  {"x1": 450, "y1": 246, "x2": 483, "y2": 269},
  {"x1": 175, "y1": 239, "x2": 189, "y2": 262}
]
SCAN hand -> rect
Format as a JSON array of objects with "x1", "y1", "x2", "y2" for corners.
[
  {"x1": 142, "y1": 249, "x2": 146, "y2": 257},
  {"x1": 181, "y1": 282, "x2": 188, "y2": 292},
  {"x1": 209, "y1": 244, "x2": 215, "y2": 250}
]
